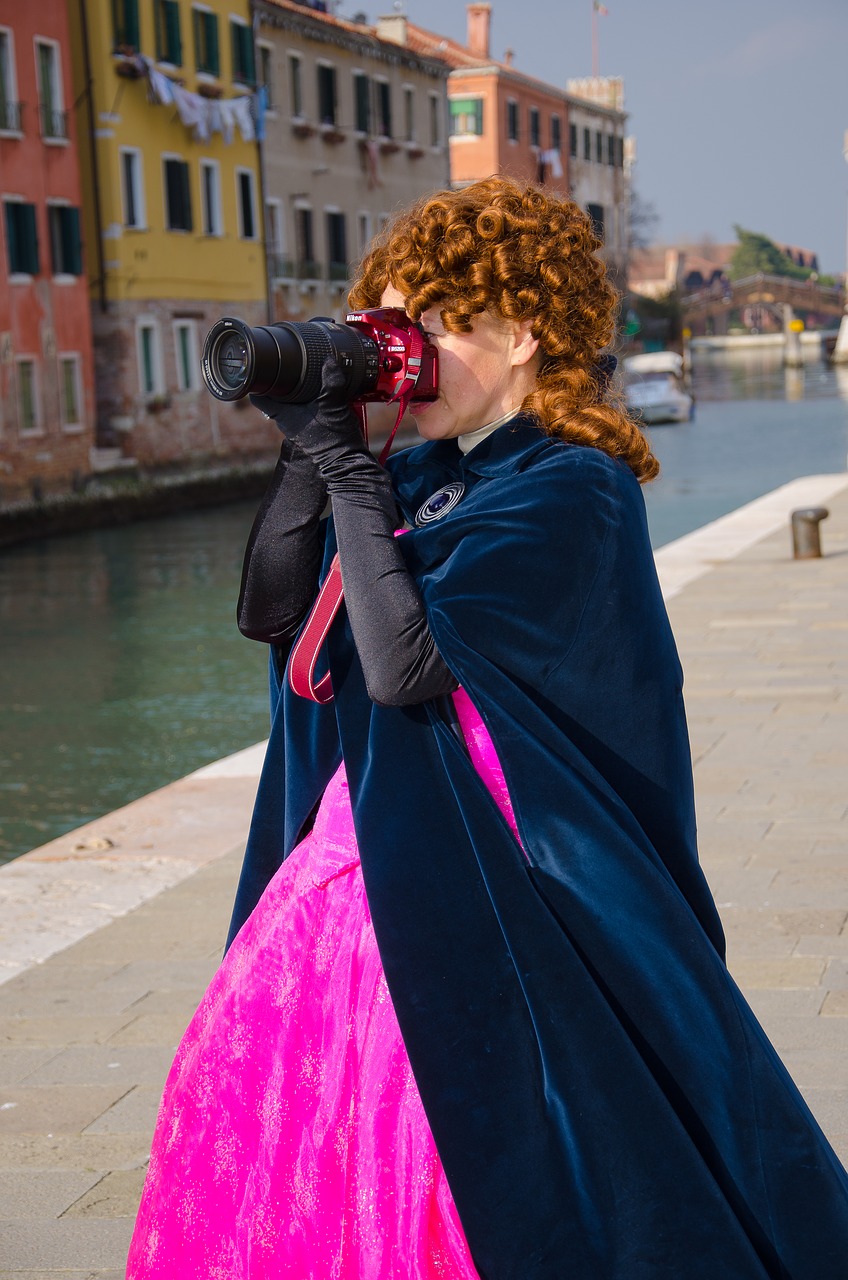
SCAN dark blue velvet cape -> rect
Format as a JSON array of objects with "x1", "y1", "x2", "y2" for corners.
[{"x1": 228, "y1": 418, "x2": 848, "y2": 1279}]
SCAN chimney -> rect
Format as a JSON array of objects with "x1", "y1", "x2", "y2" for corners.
[
  {"x1": 503, "y1": 47, "x2": 514, "y2": 67},
  {"x1": 377, "y1": 14, "x2": 408, "y2": 46},
  {"x1": 466, "y1": 3, "x2": 491, "y2": 58}
]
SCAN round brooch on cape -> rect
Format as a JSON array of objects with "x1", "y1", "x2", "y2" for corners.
[{"x1": 415, "y1": 481, "x2": 466, "y2": 527}]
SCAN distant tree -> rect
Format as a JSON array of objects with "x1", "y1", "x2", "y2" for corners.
[
  {"x1": 729, "y1": 226, "x2": 815, "y2": 282},
  {"x1": 628, "y1": 189, "x2": 659, "y2": 251}
]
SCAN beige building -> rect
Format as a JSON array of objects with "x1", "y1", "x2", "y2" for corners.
[
  {"x1": 565, "y1": 78, "x2": 629, "y2": 287},
  {"x1": 255, "y1": 0, "x2": 451, "y2": 322}
]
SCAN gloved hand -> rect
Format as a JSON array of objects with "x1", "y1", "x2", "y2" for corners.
[{"x1": 252, "y1": 357, "x2": 381, "y2": 496}]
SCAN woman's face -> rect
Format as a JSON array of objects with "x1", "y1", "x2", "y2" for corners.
[{"x1": 380, "y1": 284, "x2": 539, "y2": 441}]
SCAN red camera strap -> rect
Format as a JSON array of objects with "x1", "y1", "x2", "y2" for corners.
[{"x1": 288, "y1": 325, "x2": 424, "y2": 704}]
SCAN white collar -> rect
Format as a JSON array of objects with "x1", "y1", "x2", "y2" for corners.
[{"x1": 456, "y1": 408, "x2": 522, "y2": 455}]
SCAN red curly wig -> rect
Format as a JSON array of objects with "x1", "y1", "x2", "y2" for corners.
[{"x1": 349, "y1": 177, "x2": 658, "y2": 482}]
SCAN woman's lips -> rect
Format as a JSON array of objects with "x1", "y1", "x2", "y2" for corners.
[{"x1": 409, "y1": 398, "x2": 434, "y2": 414}]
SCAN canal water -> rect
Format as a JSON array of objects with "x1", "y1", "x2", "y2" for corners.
[{"x1": 1, "y1": 349, "x2": 847, "y2": 864}]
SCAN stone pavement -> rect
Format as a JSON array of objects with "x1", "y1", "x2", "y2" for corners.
[{"x1": 0, "y1": 475, "x2": 847, "y2": 1277}]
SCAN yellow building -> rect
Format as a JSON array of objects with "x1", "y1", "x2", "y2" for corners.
[{"x1": 69, "y1": 0, "x2": 272, "y2": 467}]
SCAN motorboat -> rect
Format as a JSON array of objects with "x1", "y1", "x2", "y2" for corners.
[{"x1": 624, "y1": 352, "x2": 693, "y2": 424}]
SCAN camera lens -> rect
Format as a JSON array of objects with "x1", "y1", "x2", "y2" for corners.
[{"x1": 215, "y1": 332, "x2": 250, "y2": 391}]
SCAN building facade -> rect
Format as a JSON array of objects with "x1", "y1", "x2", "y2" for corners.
[
  {"x1": 67, "y1": 0, "x2": 270, "y2": 470},
  {"x1": 0, "y1": 0, "x2": 97, "y2": 504},
  {"x1": 255, "y1": 0, "x2": 451, "y2": 325},
  {"x1": 397, "y1": 5, "x2": 629, "y2": 287}
]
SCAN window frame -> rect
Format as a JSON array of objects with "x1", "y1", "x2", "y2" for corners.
[
  {"x1": 111, "y1": 0, "x2": 140, "y2": 52},
  {"x1": 288, "y1": 52, "x2": 303, "y2": 118},
  {"x1": 257, "y1": 40, "x2": 274, "y2": 110},
  {"x1": 375, "y1": 77, "x2": 392, "y2": 139},
  {"x1": 235, "y1": 166, "x2": 258, "y2": 241},
  {"x1": 325, "y1": 206, "x2": 347, "y2": 281},
  {"x1": 316, "y1": 59, "x2": 337, "y2": 127},
  {"x1": 173, "y1": 319, "x2": 199, "y2": 392},
  {"x1": 356, "y1": 209, "x2": 372, "y2": 257},
  {"x1": 230, "y1": 17, "x2": 255, "y2": 88},
  {"x1": 162, "y1": 153, "x2": 193, "y2": 233},
  {"x1": 403, "y1": 83, "x2": 415, "y2": 142},
  {"x1": 192, "y1": 5, "x2": 219, "y2": 77},
  {"x1": 34, "y1": 36, "x2": 67, "y2": 143},
  {"x1": 4, "y1": 197, "x2": 40, "y2": 278},
  {"x1": 15, "y1": 356, "x2": 41, "y2": 435},
  {"x1": 529, "y1": 105, "x2": 540, "y2": 149},
  {"x1": 551, "y1": 113, "x2": 561, "y2": 152},
  {"x1": 352, "y1": 69, "x2": 370, "y2": 134},
  {"x1": 0, "y1": 27, "x2": 22, "y2": 137},
  {"x1": 120, "y1": 145, "x2": 146, "y2": 229},
  {"x1": 154, "y1": 0, "x2": 183, "y2": 68},
  {"x1": 136, "y1": 316, "x2": 165, "y2": 398},
  {"x1": 46, "y1": 200, "x2": 82, "y2": 278},
  {"x1": 428, "y1": 91, "x2": 441, "y2": 148},
  {"x1": 199, "y1": 157, "x2": 222, "y2": 236},
  {"x1": 58, "y1": 352, "x2": 84, "y2": 431},
  {"x1": 449, "y1": 95, "x2": 484, "y2": 138},
  {"x1": 583, "y1": 126, "x2": 591, "y2": 161},
  {"x1": 506, "y1": 98, "x2": 519, "y2": 143},
  {"x1": 294, "y1": 200, "x2": 317, "y2": 279}
]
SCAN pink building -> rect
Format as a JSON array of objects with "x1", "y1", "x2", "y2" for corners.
[{"x1": 0, "y1": 0, "x2": 96, "y2": 504}]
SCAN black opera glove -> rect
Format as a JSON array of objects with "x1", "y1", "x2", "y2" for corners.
[{"x1": 249, "y1": 357, "x2": 372, "y2": 492}]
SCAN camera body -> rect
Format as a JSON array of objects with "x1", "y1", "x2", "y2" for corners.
[{"x1": 201, "y1": 308, "x2": 438, "y2": 407}]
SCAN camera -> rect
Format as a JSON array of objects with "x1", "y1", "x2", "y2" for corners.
[{"x1": 201, "y1": 308, "x2": 439, "y2": 407}]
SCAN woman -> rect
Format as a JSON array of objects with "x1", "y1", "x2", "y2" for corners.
[{"x1": 127, "y1": 179, "x2": 848, "y2": 1279}]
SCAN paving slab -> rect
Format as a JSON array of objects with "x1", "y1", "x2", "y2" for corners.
[{"x1": 0, "y1": 472, "x2": 845, "y2": 1277}]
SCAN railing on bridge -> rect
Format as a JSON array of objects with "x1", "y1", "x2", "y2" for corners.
[{"x1": 683, "y1": 272, "x2": 844, "y2": 314}]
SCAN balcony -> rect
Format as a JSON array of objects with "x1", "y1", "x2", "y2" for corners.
[
  {"x1": 0, "y1": 100, "x2": 22, "y2": 132},
  {"x1": 295, "y1": 260, "x2": 321, "y2": 281},
  {"x1": 40, "y1": 106, "x2": 69, "y2": 141},
  {"x1": 268, "y1": 252, "x2": 294, "y2": 281},
  {"x1": 328, "y1": 262, "x2": 349, "y2": 283}
]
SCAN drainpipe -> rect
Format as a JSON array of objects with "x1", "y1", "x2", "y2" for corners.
[
  {"x1": 252, "y1": 2, "x2": 273, "y2": 323},
  {"x1": 78, "y1": 0, "x2": 107, "y2": 313}
]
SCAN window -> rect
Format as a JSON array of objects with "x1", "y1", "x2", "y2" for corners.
[
  {"x1": 173, "y1": 321, "x2": 199, "y2": 391},
  {"x1": 449, "y1": 97, "x2": 483, "y2": 137},
  {"x1": 569, "y1": 122, "x2": 577, "y2": 157},
  {"x1": 36, "y1": 40, "x2": 67, "y2": 140},
  {"x1": 607, "y1": 134, "x2": 615, "y2": 166},
  {"x1": 506, "y1": 99, "x2": 519, "y2": 142},
  {"x1": 137, "y1": 319, "x2": 164, "y2": 396},
  {"x1": 587, "y1": 202, "x2": 605, "y2": 241},
  {"x1": 193, "y1": 8, "x2": 219, "y2": 76},
  {"x1": 295, "y1": 205, "x2": 317, "y2": 277},
  {"x1": 230, "y1": 19, "x2": 255, "y2": 86},
  {"x1": 551, "y1": 114, "x2": 561, "y2": 151},
  {"x1": 595, "y1": 130, "x2": 603, "y2": 163},
  {"x1": 266, "y1": 198, "x2": 290, "y2": 277},
  {"x1": 17, "y1": 359, "x2": 39, "y2": 433},
  {"x1": 583, "y1": 126, "x2": 591, "y2": 160},
  {"x1": 120, "y1": 147, "x2": 145, "y2": 228},
  {"x1": 155, "y1": 0, "x2": 182, "y2": 66},
  {"x1": 317, "y1": 63, "x2": 337, "y2": 125},
  {"x1": 163, "y1": 157, "x2": 192, "y2": 231},
  {"x1": 376, "y1": 80, "x2": 392, "y2": 138},
  {"x1": 529, "y1": 106, "x2": 540, "y2": 148},
  {"x1": 112, "y1": 0, "x2": 140, "y2": 51},
  {"x1": 200, "y1": 158, "x2": 222, "y2": 235},
  {"x1": 357, "y1": 211, "x2": 371, "y2": 255},
  {"x1": 4, "y1": 201, "x2": 39, "y2": 275},
  {"x1": 326, "y1": 210, "x2": 347, "y2": 280},
  {"x1": 236, "y1": 168, "x2": 257, "y2": 240},
  {"x1": 48, "y1": 204, "x2": 82, "y2": 276},
  {"x1": 616, "y1": 135, "x2": 624, "y2": 168},
  {"x1": 353, "y1": 71, "x2": 370, "y2": 132},
  {"x1": 258, "y1": 43, "x2": 273, "y2": 108},
  {"x1": 403, "y1": 86, "x2": 414, "y2": 142},
  {"x1": 59, "y1": 354, "x2": 83, "y2": 429},
  {"x1": 289, "y1": 54, "x2": 303, "y2": 116},
  {"x1": 429, "y1": 92, "x2": 441, "y2": 146},
  {"x1": 0, "y1": 29, "x2": 21, "y2": 133}
]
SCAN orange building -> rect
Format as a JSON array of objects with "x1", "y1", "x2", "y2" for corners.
[
  {"x1": 379, "y1": 5, "x2": 629, "y2": 286},
  {"x1": 0, "y1": 0, "x2": 96, "y2": 504}
]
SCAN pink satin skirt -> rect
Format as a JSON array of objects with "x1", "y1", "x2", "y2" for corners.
[{"x1": 126, "y1": 691, "x2": 519, "y2": 1279}]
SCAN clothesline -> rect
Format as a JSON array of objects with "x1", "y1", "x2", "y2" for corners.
[{"x1": 129, "y1": 55, "x2": 267, "y2": 144}]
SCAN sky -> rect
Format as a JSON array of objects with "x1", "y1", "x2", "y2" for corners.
[{"x1": 356, "y1": 0, "x2": 848, "y2": 272}]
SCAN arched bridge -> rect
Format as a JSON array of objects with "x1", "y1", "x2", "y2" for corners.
[{"x1": 682, "y1": 273, "x2": 845, "y2": 335}]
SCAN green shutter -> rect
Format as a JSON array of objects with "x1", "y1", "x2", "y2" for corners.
[
  {"x1": 165, "y1": 1, "x2": 182, "y2": 66},
  {"x1": 10, "y1": 204, "x2": 40, "y2": 275},
  {"x1": 181, "y1": 164, "x2": 192, "y2": 232},
  {"x1": 232, "y1": 23, "x2": 255, "y2": 85},
  {"x1": 63, "y1": 207, "x2": 82, "y2": 276},
  {"x1": 207, "y1": 14, "x2": 219, "y2": 76},
  {"x1": 355, "y1": 74, "x2": 370, "y2": 133}
]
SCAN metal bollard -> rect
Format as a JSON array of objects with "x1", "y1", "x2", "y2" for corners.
[{"x1": 790, "y1": 507, "x2": 829, "y2": 559}]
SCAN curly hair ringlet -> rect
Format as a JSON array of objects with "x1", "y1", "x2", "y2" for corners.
[{"x1": 349, "y1": 177, "x2": 659, "y2": 483}]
